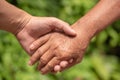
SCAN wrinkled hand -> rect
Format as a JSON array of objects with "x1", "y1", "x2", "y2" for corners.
[
  {"x1": 16, "y1": 16, "x2": 76, "y2": 55},
  {"x1": 29, "y1": 23, "x2": 91, "y2": 74}
]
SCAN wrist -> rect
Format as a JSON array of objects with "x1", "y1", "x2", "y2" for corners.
[
  {"x1": 0, "y1": 0, "x2": 32, "y2": 35},
  {"x1": 71, "y1": 0, "x2": 120, "y2": 41},
  {"x1": 13, "y1": 12, "x2": 32, "y2": 35},
  {"x1": 69, "y1": 22, "x2": 92, "y2": 50},
  {"x1": 71, "y1": 19, "x2": 95, "y2": 42}
]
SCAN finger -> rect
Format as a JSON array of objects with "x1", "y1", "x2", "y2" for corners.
[
  {"x1": 37, "y1": 50, "x2": 54, "y2": 70},
  {"x1": 53, "y1": 59, "x2": 73, "y2": 72},
  {"x1": 60, "y1": 58, "x2": 81, "y2": 72},
  {"x1": 28, "y1": 43, "x2": 50, "y2": 66},
  {"x1": 60, "y1": 61, "x2": 68, "y2": 68},
  {"x1": 60, "y1": 61, "x2": 76, "y2": 72},
  {"x1": 29, "y1": 34, "x2": 50, "y2": 51},
  {"x1": 52, "y1": 19, "x2": 76, "y2": 36},
  {"x1": 53, "y1": 62, "x2": 67, "y2": 72},
  {"x1": 40, "y1": 57, "x2": 60, "y2": 74},
  {"x1": 54, "y1": 65, "x2": 61, "y2": 72}
]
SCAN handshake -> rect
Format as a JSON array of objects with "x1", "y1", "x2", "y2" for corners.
[
  {"x1": 0, "y1": 0, "x2": 91, "y2": 75},
  {"x1": 1, "y1": 0, "x2": 119, "y2": 75},
  {"x1": 16, "y1": 16, "x2": 90, "y2": 74}
]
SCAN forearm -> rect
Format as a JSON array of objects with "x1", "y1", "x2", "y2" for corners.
[
  {"x1": 72, "y1": 0, "x2": 120, "y2": 40},
  {"x1": 0, "y1": 0, "x2": 31, "y2": 34}
]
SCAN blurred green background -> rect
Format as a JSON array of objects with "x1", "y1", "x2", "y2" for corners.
[{"x1": 0, "y1": 0, "x2": 120, "y2": 80}]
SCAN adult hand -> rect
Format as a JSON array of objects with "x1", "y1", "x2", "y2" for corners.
[
  {"x1": 16, "y1": 16, "x2": 76, "y2": 55},
  {"x1": 0, "y1": 0, "x2": 76, "y2": 56},
  {"x1": 28, "y1": 0, "x2": 120, "y2": 74},
  {"x1": 29, "y1": 23, "x2": 91, "y2": 74}
]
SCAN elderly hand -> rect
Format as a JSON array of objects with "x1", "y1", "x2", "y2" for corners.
[
  {"x1": 16, "y1": 16, "x2": 76, "y2": 56},
  {"x1": 29, "y1": 22, "x2": 91, "y2": 74},
  {"x1": 28, "y1": 0, "x2": 120, "y2": 74}
]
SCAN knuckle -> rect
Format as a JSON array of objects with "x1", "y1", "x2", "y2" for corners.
[
  {"x1": 52, "y1": 20, "x2": 58, "y2": 26},
  {"x1": 57, "y1": 53, "x2": 70, "y2": 60},
  {"x1": 50, "y1": 17, "x2": 57, "y2": 22},
  {"x1": 51, "y1": 18, "x2": 60, "y2": 25},
  {"x1": 40, "y1": 57, "x2": 47, "y2": 65},
  {"x1": 47, "y1": 63, "x2": 53, "y2": 69},
  {"x1": 37, "y1": 49, "x2": 43, "y2": 54},
  {"x1": 32, "y1": 41, "x2": 39, "y2": 48},
  {"x1": 64, "y1": 22, "x2": 69, "y2": 26}
]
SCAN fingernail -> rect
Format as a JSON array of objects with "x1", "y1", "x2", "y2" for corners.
[
  {"x1": 30, "y1": 44, "x2": 34, "y2": 50},
  {"x1": 54, "y1": 65, "x2": 61, "y2": 72},
  {"x1": 28, "y1": 61, "x2": 32, "y2": 66},
  {"x1": 60, "y1": 61, "x2": 68, "y2": 68}
]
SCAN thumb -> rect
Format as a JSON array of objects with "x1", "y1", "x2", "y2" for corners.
[{"x1": 52, "y1": 19, "x2": 76, "y2": 36}]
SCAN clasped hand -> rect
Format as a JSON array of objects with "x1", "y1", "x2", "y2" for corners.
[{"x1": 16, "y1": 16, "x2": 90, "y2": 74}]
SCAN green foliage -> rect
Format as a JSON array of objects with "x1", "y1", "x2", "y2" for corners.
[{"x1": 1, "y1": 0, "x2": 120, "y2": 80}]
